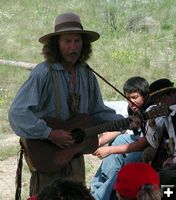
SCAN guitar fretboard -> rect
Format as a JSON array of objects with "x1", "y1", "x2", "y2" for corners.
[{"x1": 85, "y1": 118, "x2": 130, "y2": 137}]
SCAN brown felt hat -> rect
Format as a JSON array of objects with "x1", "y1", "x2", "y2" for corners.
[
  {"x1": 39, "y1": 12, "x2": 100, "y2": 43},
  {"x1": 148, "y1": 78, "x2": 176, "y2": 103}
]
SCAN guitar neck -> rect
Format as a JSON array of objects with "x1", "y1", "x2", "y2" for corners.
[{"x1": 85, "y1": 118, "x2": 130, "y2": 137}]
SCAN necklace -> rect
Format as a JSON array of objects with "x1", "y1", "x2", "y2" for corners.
[{"x1": 67, "y1": 69, "x2": 80, "y2": 115}]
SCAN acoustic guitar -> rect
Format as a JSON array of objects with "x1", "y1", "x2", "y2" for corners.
[{"x1": 21, "y1": 104, "x2": 169, "y2": 173}]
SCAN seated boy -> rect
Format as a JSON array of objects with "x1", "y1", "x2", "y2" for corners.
[{"x1": 91, "y1": 76, "x2": 151, "y2": 200}]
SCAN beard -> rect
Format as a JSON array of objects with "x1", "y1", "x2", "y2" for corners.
[{"x1": 64, "y1": 51, "x2": 81, "y2": 65}]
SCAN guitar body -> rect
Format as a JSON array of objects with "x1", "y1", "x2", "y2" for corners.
[
  {"x1": 22, "y1": 114, "x2": 98, "y2": 173},
  {"x1": 21, "y1": 105, "x2": 169, "y2": 172}
]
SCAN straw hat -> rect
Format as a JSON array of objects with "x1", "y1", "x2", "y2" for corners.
[{"x1": 39, "y1": 12, "x2": 100, "y2": 43}]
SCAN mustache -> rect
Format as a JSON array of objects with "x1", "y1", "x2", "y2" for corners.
[{"x1": 67, "y1": 52, "x2": 80, "y2": 56}]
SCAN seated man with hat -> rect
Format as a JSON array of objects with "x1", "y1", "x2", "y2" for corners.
[{"x1": 144, "y1": 78, "x2": 176, "y2": 184}]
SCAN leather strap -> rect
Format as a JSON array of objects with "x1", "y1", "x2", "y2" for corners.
[
  {"x1": 48, "y1": 65, "x2": 60, "y2": 118},
  {"x1": 15, "y1": 140, "x2": 24, "y2": 200}
]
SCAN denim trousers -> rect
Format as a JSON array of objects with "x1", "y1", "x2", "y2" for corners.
[{"x1": 91, "y1": 133, "x2": 143, "y2": 200}]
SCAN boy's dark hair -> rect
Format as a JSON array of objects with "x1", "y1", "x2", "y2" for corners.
[
  {"x1": 123, "y1": 76, "x2": 149, "y2": 98},
  {"x1": 37, "y1": 179, "x2": 95, "y2": 200}
]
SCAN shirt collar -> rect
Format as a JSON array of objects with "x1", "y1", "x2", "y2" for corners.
[
  {"x1": 169, "y1": 105, "x2": 176, "y2": 116},
  {"x1": 52, "y1": 63, "x2": 82, "y2": 71}
]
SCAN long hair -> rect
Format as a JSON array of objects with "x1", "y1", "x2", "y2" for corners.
[
  {"x1": 137, "y1": 184, "x2": 161, "y2": 200},
  {"x1": 42, "y1": 35, "x2": 92, "y2": 64}
]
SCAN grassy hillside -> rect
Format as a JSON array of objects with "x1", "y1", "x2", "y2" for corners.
[
  {"x1": 0, "y1": 0, "x2": 176, "y2": 136},
  {"x1": 1, "y1": 0, "x2": 176, "y2": 100},
  {"x1": 0, "y1": 1, "x2": 175, "y2": 198}
]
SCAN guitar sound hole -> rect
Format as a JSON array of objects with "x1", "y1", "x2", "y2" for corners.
[{"x1": 71, "y1": 128, "x2": 85, "y2": 143}]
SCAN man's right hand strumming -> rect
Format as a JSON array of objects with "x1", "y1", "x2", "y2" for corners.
[{"x1": 48, "y1": 129, "x2": 75, "y2": 148}]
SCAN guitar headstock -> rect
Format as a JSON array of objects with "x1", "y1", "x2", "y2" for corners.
[{"x1": 145, "y1": 104, "x2": 169, "y2": 120}]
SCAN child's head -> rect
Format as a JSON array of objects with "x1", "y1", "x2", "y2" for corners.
[
  {"x1": 27, "y1": 179, "x2": 94, "y2": 200},
  {"x1": 36, "y1": 179, "x2": 94, "y2": 200},
  {"x1": 123, "y1": 76, "x2": 149, "y2": 112},
  {"x1": 149, "y1": 78, "x2": 176, "y2": 106},
  {"x1": 114, "y1": 162, "x2": 161, "y2": 200}
]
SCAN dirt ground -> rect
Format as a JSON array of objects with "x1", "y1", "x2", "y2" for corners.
[
  {"x1": 0, "y1": 157, "x2": 17, "y2": 199},
  {"x1": 0, "y1": 135, "x2": 101, "y2": 200},
  {"x1": 0, "y1": 135, "x2": 19, "y2": 200}
]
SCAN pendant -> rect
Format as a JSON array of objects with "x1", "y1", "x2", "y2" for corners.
[{"x1": 68, "y1": 92, "x2": 80, "y2": 115}]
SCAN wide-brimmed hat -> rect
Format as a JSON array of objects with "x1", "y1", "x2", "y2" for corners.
[
  {"x1": 114, "y1": 163, "x2": 160, "y2": 199},
  {"x1": 148, "y1": 78, "x2": 176, "y2": 103},
  {"x1": 39, "y1": 12, "x2": 100, "y2": 43}
]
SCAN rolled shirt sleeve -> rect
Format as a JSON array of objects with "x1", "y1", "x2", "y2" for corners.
[{"x1": 8, "y1": 72, "x2": 52, "y2": 139}]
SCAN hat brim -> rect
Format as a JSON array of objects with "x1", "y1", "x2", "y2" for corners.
[
  {"x1": 148, "y1": 87, "x2": 176, "y2": 103},
  {"x1": 39, "y1": 30, "x2": 100, "y2": 43}
]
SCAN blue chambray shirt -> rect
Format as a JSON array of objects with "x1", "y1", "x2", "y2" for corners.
[{"x1": 8, "y1": 61, "x2": 123, "y2": 139}]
